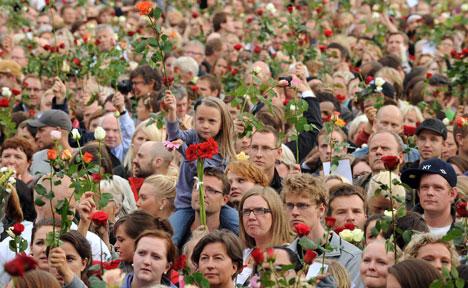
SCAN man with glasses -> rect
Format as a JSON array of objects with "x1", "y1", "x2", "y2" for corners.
[
  {"x1": 283, "y1": 173, "x2": 364, "y2": 288},
  {"x1": 171, "y1": 167, "x2": 239, "y2": 248},
  {"x1": 182, "y1": 40, "x2": 205, "y2": 66},
  {"x1": 248, "y1": 126, "x2": 283, "y2": 192},
  {"x1": 13, "y1": 75, "x2": 42, "y2": 113}
]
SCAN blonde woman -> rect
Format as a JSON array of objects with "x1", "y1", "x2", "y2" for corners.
[
  {"x1": 136, "y1": 175, "x2": 177, "y2": 220},
  {"x1": 367, "y1": 171, "x2": 406, "y2": 215}
]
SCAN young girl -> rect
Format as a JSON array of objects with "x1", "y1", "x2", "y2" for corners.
[{"x1": 163, "y1": 91, "x2": 238, "y2": 247}]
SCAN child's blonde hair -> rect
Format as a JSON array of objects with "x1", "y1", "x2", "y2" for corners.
[{"x1": 194, "y1": 97, "x2": 236, "y2": 160}]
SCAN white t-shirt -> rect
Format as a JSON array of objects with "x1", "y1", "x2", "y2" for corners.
[
  {"x1": 428, "y1": 225, "x2": 451, "y2": 236},
  {"x1": 0, "y1": 221, "x2": 110, "y2": 286}
]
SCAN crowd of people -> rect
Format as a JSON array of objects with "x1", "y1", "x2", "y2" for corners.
[{"x1": 0, "y1": 0, "x2": 467, "y2": 287}]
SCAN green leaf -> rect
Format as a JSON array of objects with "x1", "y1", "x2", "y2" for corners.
[
  {"x1": 9, "y1": 240, "x2": 17, "y2": 253},
  {"x1": 35, "y1": 197, "x2": 45, "y2": 206},
  {"x1": 35, "y1": 184, "x2": 47, "y2": 196},
  {"x1": 98, "y1": 193, "x2": 113, "y2": 209},
  {"x1": 20, "y1": 238, "x2": 28, "y2": 252}
]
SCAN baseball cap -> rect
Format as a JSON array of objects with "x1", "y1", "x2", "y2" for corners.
[
  {"x1": 28, "y1": 110, "x2": 72, "y2": 131},
  {"x1": 415, "y1": 118, "x2": 447, "y2": 140},
  {"x1": 401, "y1": 158, "x2": 457, "y2": 188},
  {"x1": 0, "y1": 60, "x2": 22, "y2": 79}
]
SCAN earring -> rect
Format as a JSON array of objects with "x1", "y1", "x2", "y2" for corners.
[{"x1": 159, "y1": 206, "x2": 164, "y2": 211}]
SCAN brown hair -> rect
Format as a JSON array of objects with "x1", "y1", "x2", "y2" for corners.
[
  {"x1": 251, "y1": 125, "x2": 281, "y2": 147},
  {"x1": 327, "y1": 184, "x2": 366, "y2": 215},
  {"x1": 1, "y1": 136, "x2": 35, "y2": 161},
  {"x1": 113, "y1": 210, "x2": 174, "y2": 240},
  {"x1": 256, "y1": 105, "x2": 285, "y2": 133},
  {"x1": 226, "y1": 161, "x2": 269, "y2": 187},
  {"x1": 281, "y1": 173, "x2": 328, "y2": 206},
  {"x1": 199, "y1": 75, "x2": 222, "y2": 97},
  {"x1": 239, "y1": 187, "x2": 292, "y2": 248},
  {"x1": 13, "y1": 269, "x2": 61, "y2": 288},
  {"x1": 388, "y1": 259, "x2": 440, "y2": 288},
  {"x1": 134, "y1": 230, "x2": 177, "y2": 268},
  {"x1": 212, "y1": 12, "x2": 228, "y2": 32},
  {"x1": 204, "y1": 167, "x2": 230, "y2": 195},
  {"x1": 191, "y1": 230, "x2": 243, "y2": 278}
]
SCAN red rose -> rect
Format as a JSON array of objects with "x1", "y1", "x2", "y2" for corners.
[
  {"x1": 191, "y1": 85, "x2": 199, "y2": 92},
  {"x1": 322, "y1": 114, "x2": 332, "y2": 123},
  {"x1": 334, "y1": 226, "x2": 345, "y2": 234},
  {"x1": 185, "y1": 145, "x2": 198, "y2": 161},
  {"x1": 246, "y1": 16, "x2": 254, "y2": 24},
  {"x1": 426, "y1": 73, "x2": 432, "y2": 79},
  {"x1": 0, "y1": 98, "x2": 9, "y2": 107},
  {"x1": 463, "y1": 48, "x2": 468, "y2": 57},
  {"x1": 287, "y1": 5, "x2": 294, "y2": 13},
  {"x1": 351, "y1": 66, "x2": 361, "y2": 73},
  {"x1": 233, "y1": 43, "x2": 243, "y2": 51},
  {"x1": 318, "y1": 45, "x2": 327, "y2": 52},
  {"x1": 43, "y1": 44, "x2": 51, "y2": 51},
  {"x1": 295, "y1": 5, "x2": 303, "y2": 11},
  {"x1": 455, "y1": 117, "x2": 467, "y2": 128},
  {"x1": 72, "y1": 58, "x2": 81, "y2": 66},
  {"x1": 45, "y1": 0, "x2": 50, "y2": 5},
  {"x1": 91, "y1": 211, "x2": 108, "y2": 226},
  {"x1": 127, "y1": 31, "x2": 136, "y2": 36},
  {"x1": 91, "y1": 173, "x2": 102, "y2": 183},
  {"x1": 251, "y1": 248, "x2": 264, "y2": 264},
  {"x1": 336, "y1": 94, "x2": 346, "y2": 103},
  {"x1": 197, "y1": 138, "x2": 218, "y2": 159},
  {"x1": 324, "y1": 29, "x2": 333, "y2": 37},
  {"x1": 315, "y1": 7, "x2": 322, "y2": 14},
  {"x1": 58, "y1": 43, "x2": 65, "y2": 49},
  {"x1": 450, "y1": 49, "x2": 458, "y2": 58},
  {"x1": 303, "y1": 249, "x2": 318, "y2": 264},
  {"x1": 82, "y1": 152, "x2": 94, "y2": 163},
  {"x1": 11, "y1": 223, "x2": 25, "y2": 235},
  {"x1": 266, "y1": 247, "x2": 275, "y2": 262},
  {"x1": 47, "y1": 149, "x2": 57, "y2": 161},
  {"x1": 253, "y1": 45, "x2": 262, "y2": 54},
  {"x1": 324, "y1": 216, "x2": 336, "y2": 228},
  {"x1": 4, "y1": 254, "x2": 38, "y2": 277},
  {"x1": 92, "y1": 259, "x2": 121, "y2": 270},
  {"x1": 403, "y1": 125, "x2": 417, "y2": 136},
  {"x1": 456, "y1": 201, "x2": 467, "y2": 218},
  {"x1": 231, "y1": 68, "x2": 238, "y2": 76},
  {"x1": 192, "y1": 11, "x2": 199, "y2": 18},
  {"x1": 256, "y1": 8, "x2": 264, "y2": 16},
  {"x1": 294, "y1": 223, "x2": 311, "y2": 237},
  {"x1": 365, "y1": 75, "x2": 374, "y2": 84},
  {"x1": 11, "y1": 88, "x2": 21, "y2": 96},
  {"x1": 344, "y1": 222, "x2": 355, "y2": 230},
  {"x1": 163, "y1": 76, "x2": 174, "y2": 87},
  {"x1": 380, "y1": 155, "x2": 400, "y2": 171},
  {"x1": 172, "y1": 255, "x2": 187, "y2": 271}
]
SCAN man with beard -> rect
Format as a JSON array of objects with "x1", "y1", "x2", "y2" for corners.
[{"x1": 132, "y1": 141, "x2": 174, "y2": 178}]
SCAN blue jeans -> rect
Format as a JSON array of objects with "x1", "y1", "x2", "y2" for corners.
[{"x1": 169, "y1": 205, "x2": 239, "y2": 247}]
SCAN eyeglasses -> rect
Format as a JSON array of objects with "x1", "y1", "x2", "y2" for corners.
[
  {"x1": 240, "y1": 208, "x2": 272, "y2": 217},
  {"x1": 249, "y1": 145, "x2": 278, "y2": 154},
  {"x1": 205, "y1": 186, "x2": 223, "y2": 196},
  {"x1": 285, "y1": 202, "x2": 311, "y2": 211}
]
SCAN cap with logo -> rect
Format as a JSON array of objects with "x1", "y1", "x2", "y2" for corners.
[
  {"x1": 401, "y1": 158, "x2": 457, "y2": 188},
  {"x1": 415, "y1": 118, "x2": 447, "y2": 140},
  {"x1": 28, "y1": 109, "x2": 72, "y2": 131}
]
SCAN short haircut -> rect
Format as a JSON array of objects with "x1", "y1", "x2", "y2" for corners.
[
  {"x1": 130, "y1": 64, "x2": 162, "y2": 90},
  {"x1": 281, "y1": 173, "x2": 328, "y2": 206},
  {"x1": 327, "y1": 42, "x2": 349, "y2": 61},
  {"x1": 191, "y1": 230, "x2": 243, "y2": 278},
  {"x1": 378, "y1": 54, "x2": 402, "y2": 70},
  {"x1": 184, "y1": 40, "x2": 205, "y2": 54},
  {"x1": 316, "y1": 90, "x2": 341, "y2": 113},
  {"x1": 403, "y1": 233, "x2": 459, "y2": 269},
  {"x1": 327, "y1": 184, "x2": 366, "y2": 215},
  {"x1": 1, "y1": 136, "x2": 35, "y2": 161},
  {"x1": 386, "y1": 31, "x2": 409, "y2": 46},
  {"x1": 255, "y1": 105, "x2": 285, "y2": 133},
  {"x1": 134, "y1": 229, "x2": 177, "y2": 268},
  {"x1": 226, "y1": 160, "x2": 269, "y2": 187},
  {"x1": 368, "y1": 130, "x2": 404, "y2": 153},
  {"x1": 173, "y1": 56, "x2": 199, "y2": 76},
  {"x1": 205, "y1": 38, "x2": 223, "y2": 56},
  {"x1": 251, "y1": 125, "x2": 281, "y2": 148},
  {"x1": 212, "y1": 12, "x2": 228, "y2": 32},
  {"x1": 199, "y1": 75, "x2": 221, "y2": 95},
  {"x1": 382, "y1": 211, "x2": 429, "y2": 250},
  {"x1": 204, "y1": 167, "x2": 230, "y2": 196},
  {"x1": 317, "y1": 126, "x2": 348, "y2": 144}
]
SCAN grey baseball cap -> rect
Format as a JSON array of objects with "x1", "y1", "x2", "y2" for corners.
[{"x1": 28, "y1": 109, "x2": 72, "y2": 131}]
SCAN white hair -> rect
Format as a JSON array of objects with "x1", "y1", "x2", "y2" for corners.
[{"x1": 173, "y1": 56, "x2": 199, "y2": 76}]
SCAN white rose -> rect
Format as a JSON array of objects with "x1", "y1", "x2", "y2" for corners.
[
  {"x1": 441, "y1": 12, "x2": 450, "y2": 19},
  {"x1": 372, "y1": 12, "x2": 380, "y2": 19},
  {"x1": 62, "y1": 61, "x2": 70, "y2": 73},
  {"x1": 375, "y1": 77, "x2": 386, "y2": 87},
  {"x1": 339, "y1": 229, "x2": 354, "y2": 242},
  {"x1": 0, "y1": 167, "x2": 8, "y2": 173},
  {"x1": 1, "y1": 87, "x2": 12, "y2": 97},
  {"x1": 462, "y1": 3, "x2": 468, "y2": 11},
  {"x1": 94, "y1": 127, "x2": 106, "y2": 141},
  {"x1": 253, "y1": 66, "x2": 262, "y2": 75},
  {"x1": 442, "y1": 118, "x2": 450, "y2": 126},
  {"x1": 351, "y1": 229, "x2": 364, "y2": 242},
  {"x1": 71, "y1": 128, "x2": 81, "y2": 141},
  {"x1": 265, "y1": 3, "x2": 277, "y2": 15},
  {"x1": 50, "y1": 130, "x2": 62, "y2": 140},
  {"x1": 383, "y1": 209, "x2": 395, "y2": 218},
  {"x1": 375, "y1": 86, "x2": 383, "y2": 93},
  {"x1": 289, "y1": 104, "x2": 297, "y2": 112}
]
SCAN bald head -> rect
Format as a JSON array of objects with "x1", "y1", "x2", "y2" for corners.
[
  {"x1": 374, "y1": 105, "x2": 403, "y2": 134},
  {"x1": 101, "y1": 113, "x2": 121, "y2": 148},
  {"x1": 133, "y1": 141, "x2": 174, "y2": 178}
]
